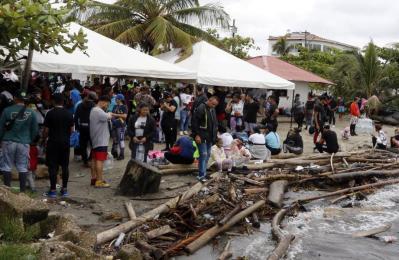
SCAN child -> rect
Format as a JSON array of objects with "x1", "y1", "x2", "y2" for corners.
[
  {"x1": 111, "y1": 94, "x2": 128, "y2": 160},
  {"x1": 209, "y1": 138, "x2": 233, "y2": 172},
  {"x1": 27, "y1": 139, "x2": 39, "y2": 192},
  {"x1": 341, "y1": 126, "x2": 351, "y2": 140},
  {"x1": 372, "y1": 124, "x2": 387, "y2": 150}
]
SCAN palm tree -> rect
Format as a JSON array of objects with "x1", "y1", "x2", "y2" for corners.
[
  {"x1": 355, "y1": 42, "x2": 383, "y2": 97},
  {"x1": 272, "y1": 37, "x2": 292, "y2": 56},
  {"x1": 74, "y1": 0, "x2": 229, "y2": 55}
]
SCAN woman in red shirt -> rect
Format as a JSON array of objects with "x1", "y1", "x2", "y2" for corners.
[{"x1": 350, "y1": 97, "x2": 360, "y2": 136}]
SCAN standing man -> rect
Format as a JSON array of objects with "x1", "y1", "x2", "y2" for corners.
[
  {"x1": 160, "y1": 92, "x2": 178, "y2": 151},
  {"x1": 90, "y1": 95, "x2": 112, "y2": 188},
  {"x1": 350, "y1": 97, "x2": 360, "y2": 136},
  {"x1": 263, "y1": 95, "x2": 279, "y2": 132},
  {"x1": 313, "y1": 96, "x2": 327, "y2": 146},
  {"x1": 243, "y1": 93, "x2": 259, "y2": 134},
  {"x1": 0, "y1": 91, "x2": 38, "y2": 192},
  {"x1": 305, "y1": 94, "x2": 315, "y2": 130},
  {"x1": 43, "y1": 94, "x2": 74, "y2": 198},
  {"x1": 191, "y1": 96, "x2": 219, "y2": 182}
]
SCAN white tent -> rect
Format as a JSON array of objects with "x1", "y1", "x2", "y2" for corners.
[
  {"x1": 30, "y1": 23, "x2": 196, "y2": 80},
  {"x1": 156, "y1": 41, "x2": 295, "y2": 90}
]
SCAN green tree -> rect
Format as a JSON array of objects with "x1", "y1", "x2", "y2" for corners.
[
  {"x1": 75, "y1": 0, "x2": 229, "y2": 55},
  {"x1": 272, "y1": 37, "x2": 292, "y2": 56},
  {"x1": 0, "y1": 0, "x2": 87, "y2": 67},
  {"x1": 221, "y1": 35, "x2": 259, "y2": 59}
]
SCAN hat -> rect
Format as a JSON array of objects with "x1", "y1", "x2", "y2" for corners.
[
  {"x1": 163, "y1": 91, "x2": 172, "y2": 98},
  {"x1": 14, "y1": 90, "x2": 27, "y2": 100},
  {"x1": 116, "y1": 94, "x2": 125, "y2": 101}
]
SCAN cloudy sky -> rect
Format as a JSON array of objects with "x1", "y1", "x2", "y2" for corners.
[{"x1": 98, "y1": 0, "x2": 399, "y2": 55}]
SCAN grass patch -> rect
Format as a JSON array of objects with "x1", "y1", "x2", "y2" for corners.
[
  {"x1": 0, "y1": 244, "x2": 38, "y2": 260},
  {"x1": 0, "y1": 216, "x2": 40, "y2": 243}
]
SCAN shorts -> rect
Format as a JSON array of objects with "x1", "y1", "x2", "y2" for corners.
[{"x1": 91, "y1": 146, "x2": 108, "y2": 161}]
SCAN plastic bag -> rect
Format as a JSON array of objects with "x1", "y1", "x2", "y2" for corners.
[
  {"x1": 356, "y1": 118, "x2": 373, "y2": 134},
  {"x1": 103, "y1": 152, "x2": 114, "y2": 172}
]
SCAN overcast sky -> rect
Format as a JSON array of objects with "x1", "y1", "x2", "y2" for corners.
[{"x1": 97, "y1": 0, "x2": 399, "y2": 55}]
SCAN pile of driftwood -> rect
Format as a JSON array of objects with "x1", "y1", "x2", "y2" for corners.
[{"x1": 97, "y1": 149, "x2": 399, "y2": 259}]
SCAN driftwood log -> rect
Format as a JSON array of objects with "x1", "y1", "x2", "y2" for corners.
[
  {"x1": 185, "y1": 200, "x2": 266, "y2": 254},
  {"x1": 352, "y1": 224, "x2": 391, "y2": 238},
  {"x1": 97, "y1": 173, "x2": 219, "y2": 244},
  {"x1": 267, "y1": 208, "x2": 295, "y2": 260},
  {"x1": 268, "y1": 180, "x2": 288, "y2": 208},
  {"x1": 217, "y1": 240, "x2": 232, "y2": 260},
  {"x1": 119, "y1": 160, "x2": 162, "y2": 196},
  {"x1": 329, "y1": 169, "x2": 399, "y2": 182},
  {"x1": 299, "y1": 178, "x2": 399, "y2": 203},
  {"x1": 146, "y1": 225, "x2": 173, "y2": 239},
  {"x1": 124, "y1": 202, "x2": 137, "y2": 220}
]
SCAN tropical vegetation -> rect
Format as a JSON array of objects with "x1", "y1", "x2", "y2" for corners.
[{"x1": 74, "y1": 0, "x2": 230, "y2": 55}]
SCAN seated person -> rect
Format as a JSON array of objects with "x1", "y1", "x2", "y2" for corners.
[
  {"x1": 283, "y1": 128, "x2": 303, "y2": 155},
  {"x1": 164, "y1": 136, "x2": 196, "y2": 164},
  {"x1": 391, "y1": 128, "x2": 399, "y2": 148},
  {"x1": 230, "y1": 138, "x2": 251, "y2": 167},
  {"x1": 316, "y1": 125, "x2": 339, "y2": 154},
  {"x1": 264, "y1": 124, "x2": 282, "y2": 155},
  {"x1": 341, "y1": 126, "x2": 351, "y2": 140},
  {"x1": 248, "y1": 125, "x2": 270, "y2": 161},
  {"x1": 219, "y1": 125, "x2": 234, "y2": 155},
  {"x1": 209, "y1": 138, "x2": 233, "y2": 172},
  {"x1": 372, "y1": 124, "x2": 387, "y2": 150}
]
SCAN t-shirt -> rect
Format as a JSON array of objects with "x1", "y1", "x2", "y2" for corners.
[
  {"x1": 305, "y1": 100, "x2": 315, "y2": 110},
  {"x1": 162, "y1": 99, "x2": 178, "y2": 123},
  {"x1": 265, "y1": 132, "x2": 281, "y2": 149},
  {"x1": 112, "y1": 104, "x2": 128, "y2": 128},
  {"x1": 376, "y1": 130, "x2": 388, "y2": 146},
  {"x1": 322, "y1": 130, "x2": 339, "y2": 153},
  {"x1": 314, "y1": 103, "x2": 326, "y2": 125},
  {"x1": 231, "y1": 101, "x2": 244, "y2": 116},
  {"x1": 180, "y1": 93, "x2": 192, "y2": 110},
  {"x1": 90, "y1": 106, "x2": 111, "y2": 149},
  {"x1": 134, "y1": 116, "x2": 147, "y2": 137},
  {"x1": 244, "y1": 101, "x2": 259, "y2": 123},
  {"x1": 44, "y1": 107, "x2": 74, "y2": 146},
  {"x1": 249, "y1": 133, "x2": 266, "y2": 145}
]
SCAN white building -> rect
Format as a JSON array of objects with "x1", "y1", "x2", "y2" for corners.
[
  {"x1": 268, "y1": 31, "x2": 359, "y2": 56},
  {"x1": 247, "y1": 56, "x2": 334, "y2": 109}
]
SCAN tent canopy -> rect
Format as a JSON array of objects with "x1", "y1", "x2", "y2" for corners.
[
  {"x1": 157, "y1": 41, "x2": 295, "y2": 90},
  {"x1": 30, "y1": 23, "x2": 196, "y2": 80}
]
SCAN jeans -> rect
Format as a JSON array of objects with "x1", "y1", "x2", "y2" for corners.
[
  {"x1": 198, "y1": 142, "x2": 212, "y2": 178},
  {"x1": 1, "y1": 141, "x2": 29, "y2": 191},
  {"x1": 180, "y1": 109, "x2": 190, "y2": 132},
  {"x1": 79, "y1": 128, "x2": 91, "y2": 164},
  {"x1": 112, "y1": 127, "x2": 126, "y2": 155}
]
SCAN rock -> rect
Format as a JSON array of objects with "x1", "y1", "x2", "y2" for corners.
[
  {"x1": 0, "y1": 186, "x2": 49, "y2": 226},
  {"x1": 39, "y1": 213, "x2": 96, "y2": 249},
  {"x1": 118, "y1": 160, "x2": 162, "y2": 196},
  {"x1": 117, "y1": 244, "x2": 143, "y2": 260},
  {"x1": 38, "y1": 241, "x2": 102, "y2": 260}
]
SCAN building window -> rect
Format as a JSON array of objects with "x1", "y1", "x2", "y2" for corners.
[{"x1": 310, "y1": 43, "x2": 321, "y2": 51}]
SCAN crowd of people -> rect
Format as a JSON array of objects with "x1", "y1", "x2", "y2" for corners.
[{"x1": 0, "y1": 71, "x2": 398, "y2": 194}]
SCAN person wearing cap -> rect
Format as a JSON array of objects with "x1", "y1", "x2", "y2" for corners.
[
  {"x1": 0, "y1": 90, "x2": 38, "y2": 192},
  {"x1": 42, "y1": 93, "x2": 74, "y2": 198},
  {"x1": 315, "y1": 125, "x2": 339, "y2": 154},
  {"x1": 111, "y1": 94, "x2": 128, "y2": 160},
  {"x1": 160, "y1": 92, "x2": 178, "y2": 151},
  {"x1": 264, "y1": 124, "x2": 282, "y2": 155},
  {"x1": 248, "y1": 125, "x2": 270, "y2": 161},
  {"x1": 89, "y1": 95, "x2": 112, "y2": 188},
  {"x1": 75, "y1": 91, "x2": 97, "y2": 167}
]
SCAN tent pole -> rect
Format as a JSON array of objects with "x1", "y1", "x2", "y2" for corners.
[{"x1": 290, "y1": 89, "x2": 295, "y2": 129}]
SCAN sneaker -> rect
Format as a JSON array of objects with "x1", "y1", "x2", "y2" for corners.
[
  {"x1": 60, "y1": 189, "x2": 69, "y2": 197},
  {"x1": 183, "y1": 131, "x2": 189, "y2": 135},
  {"x1": 179, "y1": 131, "x2": 184, "y2": 136},
  {"x1": 91, "y1": 179, "x2": 97, "y2": 186},
  {"x1": 95, "y1": 180, "x2": 110, "y2": 188},
  {"x1": 196, "y1": 176, "x2": 206, "y2": 183},
  {"x1": 43, "y1": 190, "x2": 57, "y2": 198}
]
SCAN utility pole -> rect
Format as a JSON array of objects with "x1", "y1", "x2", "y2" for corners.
[
  {"x1": 304, "y1": 30, "x2": 308, "y2": 49},
  {"x1": 230, "y1": 19, "x2": 238, "y2": 53}
]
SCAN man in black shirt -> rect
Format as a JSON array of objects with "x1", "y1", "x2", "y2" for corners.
[
  {"x1": 263, "y1": 95, "x2": 279, "y2": 132},
  {"x1": 161, "y1": 92, "x2": 177, "y2": 151},
  {"x1": 316, "y1": 125, "x2": 339, "y2": 154},
  {"x1": 43, "y1": 94, "x2": 74, "y2": 198},
  {"x1": 244, "y1": 93, "x2": 259, "y2": 134},
  {"x1": 313, "y1": 97, "x2": 327, "y2": 145}
]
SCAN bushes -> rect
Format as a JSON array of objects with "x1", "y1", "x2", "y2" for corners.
[
  {"x1": 0, "y1": 215, "x2": 40, "y2": 243},
  {"x1": 0, "y1": 244, "x2": 38, "y2": 260}
]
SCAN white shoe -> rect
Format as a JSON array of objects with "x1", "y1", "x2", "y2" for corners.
[
  {"x1": 179, "y1": 131, "x2": 184, "y2": 136},
  {"x1": 184, "y1": 131, "x2": 189, "y2": 135}
]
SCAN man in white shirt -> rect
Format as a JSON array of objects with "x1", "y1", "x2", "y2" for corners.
[{"x1": 179, "y1": 88, "x2": 193, "y2": 135}]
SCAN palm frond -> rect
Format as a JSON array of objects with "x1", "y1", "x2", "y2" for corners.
[
  {"x1": 162, "y1": 0, "x2": 199, "y2": 12},
  {"x1": 171, "y1": 4, "x2": 230, "y2": 28},
  {"x1": 95, "y1": 19, "x2": 135, "y2": 38},
  {"x1": 115, "y1": 23, "x2": 146, "y2": 45}
]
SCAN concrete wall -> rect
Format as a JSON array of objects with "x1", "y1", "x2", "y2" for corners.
[{"x1": 277, "y1": 81, "x2": 310, "y2": 109}]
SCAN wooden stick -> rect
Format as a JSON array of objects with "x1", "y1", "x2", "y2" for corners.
[
  {"x1": 330, "y1": 153, "x2": 335, "y2": 174},
  {"x1": 268, "y1": 180, "x2": 288, "y2": 208},
  {"x1": 267, "y1": 208, "x2": 295, "y2": 260},
  {"x1": 330, "y1": 192, "x2": 356, "y2": 204},
  {"x1": 146, "y1": 225, "x2": 173, "y2": 239},
  {"x1": 217, "y1": 240, "x2": 232, "y2": 260},
  {"x1": 299, "y1": 178, "x2": 399, "y2": 203},
  {"x1": 230, "y1": 174, "x2": 265, "y2": 186},
  {"x1": 185, "y1": 200, "x2": 266, "y2": 254},
  {"x1": 228, "y1": 183, "x2": 238, "y2": 202},
  {"x1": 124, "y1": 202, "x2": 136, "y2": 220},
  {"x1": 189, "y1": 203, "x2": 197, "y2": 219},
  {"x1": 166, "y1": 230, "x2": 206, "y2": 255},
  {"x1": 352, "y1": 224, "x2": 391, "y2": 238},
  {"x1": 329, "y1": 169, "x2": 399, "y2": 181},
  {"x1": 136, "y1": 240, "x2": 165, "y2": 260},
  {"x1": 252, "y1": 212, "x2": 260, "y2": 228},
  {"x1": 218, "y1": 204, "x2": 242, "y2": 226},
  {"x1": 244, "y1": 187, "x2": 268, "y2": 195}
]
